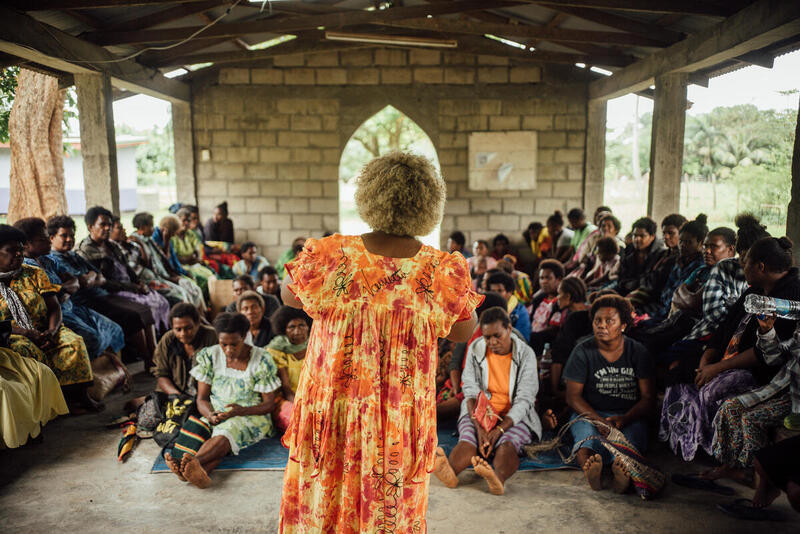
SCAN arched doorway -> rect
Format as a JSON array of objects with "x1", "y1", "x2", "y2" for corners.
[{"x1": 339, "y1": 105, "x2": 441, "y2": 247}]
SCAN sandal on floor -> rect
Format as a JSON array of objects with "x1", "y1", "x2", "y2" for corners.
[
  {"x1": 671, "y1": 473, "x2": 736, "y2": 495},
  {"x1": 717, "y1": 499, "x2": 786, "y2": 521}
]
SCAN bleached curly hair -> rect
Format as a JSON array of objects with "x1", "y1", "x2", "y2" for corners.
[{"x1": 354, "y1": 152, "x2": 445, "y2": 237}]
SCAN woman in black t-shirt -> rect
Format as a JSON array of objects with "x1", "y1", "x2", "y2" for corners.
[{"x1": 563, "y1": 294, "x2": 654, "y2": 493}]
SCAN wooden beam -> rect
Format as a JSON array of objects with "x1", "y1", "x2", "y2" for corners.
[
  {"x1": 583, "y1": 99, "x2": 607, "y2": 211},
  {"x1": 648, "y1": 72, "x2": 688, "y2": 223},
  {"x1": 549, "y1": 5, "x2": 684, "y2": 45},
  {"x1": 589, "y1": 0, "x2": 800, "y2": 100},
  {"x1": 0, "y1": 5, "x2": 190, "y2": 102},
  {"x1": 152, "y1": 38, "x2": 363, "y2": 68},
  {"x1": 99, "y1": 0, "x2": 228, "y2": 33},
  {"x1": 85, "y1": 0, "x2": 526, "y2": 46},
  {"x1": 376, "y1": 17, "x2": 665, "y2": 47},
  {"x1": 17, "y1": 0, "x2": 215, "y2": 9},
  {"x1": 455, "y1": 35, "x2": 633, "y2": 67},
  {"x1": 527, "y1": 0, "x2": 734, "y2": 17},
  {"x1": 787, "y1": 97, "x2": 800, "y2": 265}
]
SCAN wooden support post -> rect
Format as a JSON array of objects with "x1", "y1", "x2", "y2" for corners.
[
  {"x1": 787, "y1": 97, "x2": 800, "y2": 265},
  {"x1": 172, "y1": 102, "x2": 197, "y2": 205},
  {"x1": 647, "y1": 72, "x2": 687, "y2": 224},
  {"x1": 75, "y1": 72, "x2": 120, "y2": 215},
  {"x1": 583, "y1": 99, "x2": 607, "y2": 211}
]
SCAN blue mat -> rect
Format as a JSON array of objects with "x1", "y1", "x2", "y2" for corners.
[{"x1": 152, "y1": 426, "x2": 576, "y2": 473}]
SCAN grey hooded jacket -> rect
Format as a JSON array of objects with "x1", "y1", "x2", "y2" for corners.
[{"x1": 459, "y1": 331, "x2": 542, "y2": 439}]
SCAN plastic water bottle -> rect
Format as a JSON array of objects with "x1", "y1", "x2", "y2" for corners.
[
  {"x1": 539, "y1": 343, "x2": 552, "y2": 381},
  {"x1": 744, "y1": 294, "x2": 800, "y2": 320}
]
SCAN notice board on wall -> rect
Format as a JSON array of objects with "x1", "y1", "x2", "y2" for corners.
[{"x1": 468, "y1": 131, "x2": 538, "y2": 191}]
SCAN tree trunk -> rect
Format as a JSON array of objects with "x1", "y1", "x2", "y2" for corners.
[{"x1": 7, "y1": 68, "x2": 68, "y2": 223}]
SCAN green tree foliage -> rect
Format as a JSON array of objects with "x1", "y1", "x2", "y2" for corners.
[
  {"x1": 0, "y1": 67, "x2": 20, "y2": 143},
  {"x1": 339, "y1": 105, "x2": 438, "y2": 182},
  {"x1": 118, "y1": 122, "x2": 175, "y2": 187},
  {"x1": 606, "y1": 102, "x2": 796, "y2": 225}
]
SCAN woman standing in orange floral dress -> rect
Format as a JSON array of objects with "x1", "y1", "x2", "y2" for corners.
[{"x1": 279, "y1": 152, "x2": 482, "y2": 533}]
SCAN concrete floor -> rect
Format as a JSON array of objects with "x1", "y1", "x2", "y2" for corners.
[{"x1": 1, "y1": 364, "x2": 798, "y2": 534}]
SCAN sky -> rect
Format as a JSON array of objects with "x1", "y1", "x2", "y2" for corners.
[
  {"x1": 606, "y1": 49, "x2": 800, "y2": 134},
  {"x1": 111, "y1": 50, "x2": 800, "y2": 133}
]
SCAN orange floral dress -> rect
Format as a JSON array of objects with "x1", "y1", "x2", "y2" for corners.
[{"x1": 280, "y1": 234, "x2": 482, "y2": 533}]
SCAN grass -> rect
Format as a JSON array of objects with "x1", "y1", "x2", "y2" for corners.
[{"x1": 604, "y1": 178, "x2": 787, "y2": 236}]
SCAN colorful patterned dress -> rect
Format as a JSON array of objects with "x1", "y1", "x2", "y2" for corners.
[
  {"x1": 189, "y1": 344, "x2": 282, "y2": 454},
  {"x1": 0, "y1": 265, "x2": 92, "y2": 386},
  {"x1": 279, "y1": 235, "x2": 482, "y2": 533}
]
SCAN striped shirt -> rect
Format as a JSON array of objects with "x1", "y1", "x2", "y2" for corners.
[
  {"x1": 684, "y1": 258, "x2": 748, "y2": 341},
  {"x1": 744, "y1": 327, "x2": 800, "y2": 411}
]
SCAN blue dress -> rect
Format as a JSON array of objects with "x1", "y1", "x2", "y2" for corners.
[{"x1": 25, "y1": 257, "x2": 125, "y2": 359}]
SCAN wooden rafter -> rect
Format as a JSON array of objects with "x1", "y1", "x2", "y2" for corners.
[
  {"x1": 83, "y1": 0, "x2": 526, "y2": 46},
  {"x1": 375, "y1": 16, "x2": 666, "y2": 47},
  {"x1": 100, "y1": 0, "x2": 228, "y2": 33},
  {"x1": 15, "y1": 0, "x2": 217, "y2": 9},
  {"x1": 549, "y1": 5, "x2": 684, "y2": 45},
  {"x1": 455, "y1": 34, "x2": 633, "y2": 67},
  {"x1": 523, "y1": 0, "x2": 734, "y2": 17},
  {"x1": 0, "y1": 5, "x2": 189, "y2": 102},
  {"x1": 589, "y1": 0, "x2": 800, "y2": 100},
  {"x1": 154, "y1": 37, "x2": 363, "y2": 68}
]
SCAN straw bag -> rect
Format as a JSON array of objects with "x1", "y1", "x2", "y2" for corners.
[
  {"x1": 86, "y1": 351, "x2": 131, "y2": 401},
  {"x1": 525, "y1": 414, "x2": 666, "y2": 500}
]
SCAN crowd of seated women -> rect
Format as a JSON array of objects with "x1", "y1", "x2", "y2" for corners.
[
  {"x1": 4, "y1": 199, "x2": 799, "y2": 514},
  {"x1": 0, "y1": 201, "x2": 309, "y2": 465},
  {"x1": 434, "y1": 207, "x2": 800, "y2": 516}
]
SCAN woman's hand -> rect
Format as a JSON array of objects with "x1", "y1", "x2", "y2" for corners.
[
  {"x1": 285, "y1": 392, "x2": 295, "y2": 403},
  {"x1": 221, "y1": 403, "x2": 247, "y2": 419},
  {"x1": 136, "y1": 283, "x2": 150, "y2": 295},
  {"x1": 604, "y1": 415, "x2": 628, "y2": 430},
  {"x1": 756, "y1": 314, "x2": 777, "y2": 334},
  {"x1": 60, "y1": 276, "x2": 80, "y2": 295},
  {"x1": 695, "y1": 362, "x2": 722, "y2": 387},
  {"x1": 207, "y1": 411, "x2": 223, "y2": 425}
]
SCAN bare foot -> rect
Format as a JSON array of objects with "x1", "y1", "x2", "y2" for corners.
[
  {"x1": 182, "y1": 455, "x2": 211, "y2": 489},
  {"x1": 611, "y1": 457, "x2": 631, "y2": 494},
  {"x1": 542, "y1": 409, "x2": 558, "y2": 431},
  {"x1": 752, "y1": 474, "x2": 782, "y2": 509},
  {"x1": 472, "y1": 456, "x2": 504, "y2": 495},
  {"x1": 582, "y1": 454, "x2": 603, "y2": 491},
  {"x1": 164, "y1": 452, "x2": 186, "y2": 481},
  {"x1": 432, "y1": 447, "x2": 458, "y2": 489},
  {"x1": 700, "y1": 466, "x2": 754, "y2": 487}
]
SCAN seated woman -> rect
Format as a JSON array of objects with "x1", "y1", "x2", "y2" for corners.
[
  {"x1": 486, "y1": 271, "x2": 530, "y2": 343},
  {"x1": 152, "y1": 303, "x2": 218, "y2": 396},
  {"x1": 467, "y1": 240, "x2": 497, "y2": 279},
  {"x1": 626, "y1": 214, "x2": 686, "y2": 310},
  {"x1": 570, "y1": 215, "x2": 624, "y2": 279},
  {"x1": 0, "y1": 225, "x2": 97, "y2": 410},
  {"x1": 563, "y1": 294, "x2": 654, "y2": 493},
  {"x1": 275, "y1": 237, "x2": 306, "y2": 280},
  {"x1": 232, "y1": 242, "x2": 270, "y2": 279},
  {"x1": 615, "y1": 217, "x2": 669, "y2": 296},
  {"x1": 266, "y1": 305, "x2": 311, "y2": 432},
  {"x1": 16, "y1": 217, "x2": 125, "y2": 363},
  {"x1": 129, "y1": 212, "x2": 206, "y2": 313},
  {"x1": 546, "y1": 211, "x2": 574, "y2": 264},
  {"x1": 703, "y1": 237, "x2": 799, "y2": 484},
  {"x1": 78, "y1": 206, "x2": 170, "y2": 335},
  {"x1": 164, "y1": 312, "x2": 281, "y2": 488},
  {"x1": 529, "y1": 259, "x2": 565, "y2": 354},
  {"x1": 171, "y1": 207, "x2": 217, "y2": 290},
  {"x1": 187, "y1": 204, "x2": 237, "y2": 272},
  {"x1": 496, "y1": 255, "x2": 533, "y2": 306},
  {"x1": 436, "y1": 292, "x2": 508, "y2": 420},
  {"x1": 433, "y1": 306, "x2": 541, "y2": 495},
  {"x1": 257, "y1": 265, "x2": 283, "y2": 305},
  {"x1": 45, "y1": 215, "x2": 157, "y2": 369},
  {"x1": 660, "y1": 235, "x2": 799, "y2": 464},
  {"x1": 0, "y1": 329, "x2": 69, "y2": 447},
  {"x1": 490, "y1": 234, "x2": 512, "y2": 261},
  {"x1": 204, "y1": 201, "x2": 235, "y2": 245},
  {"x1": 582, "y1": 237, "x2": 620, "y2": 288},
  {"x1": 548, "y1": 278, "x2": 589, "y2": 405},
  {"x1": 237, "y1": 290, "x2": 275, "y2": 347}
]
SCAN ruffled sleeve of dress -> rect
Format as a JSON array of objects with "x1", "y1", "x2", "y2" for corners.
[
  {"x1": 434, "y1": 252, "x2": 484, "y2": 338},
  {"x1": 284, "y1": 237, "x2": 328, "y2": 319},
  {"x1": 189, "y1": 346, "x2": 215, "y2": 385},
  {"x1": 30, "y1": 264, "x2": 60, "y2": 295},
  {"x1": 252, "y1": 347, "x2": 281, "y2": 394}
]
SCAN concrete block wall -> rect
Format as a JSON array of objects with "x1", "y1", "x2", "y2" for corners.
[{"x1": 190, "y1": 48, "x2": 588, "y2": 260}]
